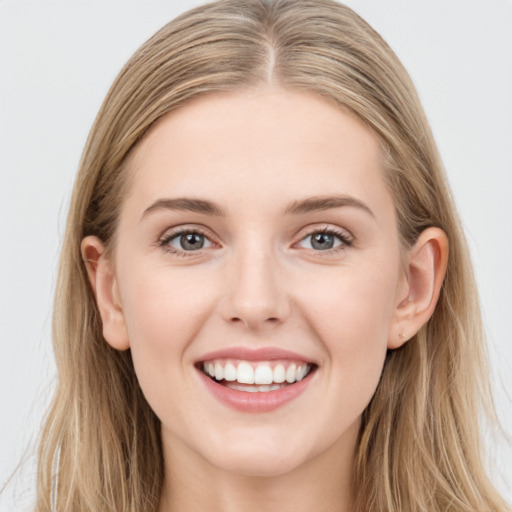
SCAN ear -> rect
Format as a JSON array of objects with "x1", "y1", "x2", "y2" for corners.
[
  {"x1": 81, "y1": 236, "x2": 130, "y2": 350},
  {"x1": 388, "y1": 227, "x2": 449, "y2": 349}
]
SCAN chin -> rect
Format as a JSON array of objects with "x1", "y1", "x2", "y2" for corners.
[
  {"x1": 210, "y1": 449, "x2": 307, "y2": 478},
  {"x1": 198, "y1": 429, "x2": 318, "y2": 478}
]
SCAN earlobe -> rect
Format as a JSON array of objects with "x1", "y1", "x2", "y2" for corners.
[
  {"x1": 81, "y1": 236, "x2": 130, "y2": 351},
  {"x1": 388, "y1": 227, "x2": 449, "y2": 349}
]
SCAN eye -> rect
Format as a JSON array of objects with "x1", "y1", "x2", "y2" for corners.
[
  {"x1": 159, "y1": 229, "x2": 215, "y2": 254},
  {"x1": 297, "y1": 228, "x2": 351, "y2": 251}
]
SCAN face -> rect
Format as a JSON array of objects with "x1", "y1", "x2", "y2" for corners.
[{"x1": 102, "y1": 87, "x2": 410, "y2": 477}]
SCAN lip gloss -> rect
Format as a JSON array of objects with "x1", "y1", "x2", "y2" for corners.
[{"x1": 197, "y1": 368, "x2": 314, "y2": 413}]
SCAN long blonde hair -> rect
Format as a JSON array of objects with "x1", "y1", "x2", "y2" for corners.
[{"x1": 35, "y1": 1, "x2": 509, "y2": 510}]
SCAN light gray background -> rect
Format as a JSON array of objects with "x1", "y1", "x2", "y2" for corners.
[{"x1": 1, "y1": 0, "x2": 511, "y2": 508}]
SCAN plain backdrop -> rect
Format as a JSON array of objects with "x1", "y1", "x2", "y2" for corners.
[{"x1": 1, "y1": 0, "x2": 511, "y2": 508}]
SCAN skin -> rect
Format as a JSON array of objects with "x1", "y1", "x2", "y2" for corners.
[{"x1": 83, "y1": 87, "x2": 448, "y2": 512}]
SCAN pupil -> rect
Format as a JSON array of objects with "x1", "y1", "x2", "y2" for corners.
[
  {"x1": 312, "y1": 233, "x2": 334, "y2": 250},
  {"x1": 181, "y1": 233, "x2": 204, "y2": 250}
]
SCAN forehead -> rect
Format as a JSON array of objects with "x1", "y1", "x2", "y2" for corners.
[{"x1": 122, "y1": 87, "x2": 393, "y2": 221}]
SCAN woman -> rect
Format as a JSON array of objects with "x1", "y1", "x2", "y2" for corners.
[{"x1": 31, "y1": 0, "x2": 509, "y2": 510}]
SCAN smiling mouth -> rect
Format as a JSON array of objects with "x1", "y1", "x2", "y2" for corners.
[{"x1": 198, "y1": 359, "x2": 317, "y2": 393}]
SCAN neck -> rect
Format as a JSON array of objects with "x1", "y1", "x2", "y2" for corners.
[{"x1": 157, "y1": 422, "x2": 358, "y2": 512}]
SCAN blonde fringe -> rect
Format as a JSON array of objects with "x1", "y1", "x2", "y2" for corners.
[{"x1": 34, "y1": 0, "x2": 509, "y2": 510}]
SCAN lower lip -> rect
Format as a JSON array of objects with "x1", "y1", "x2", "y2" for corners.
[{"x1": 197, "y1": 369, "x2": 315, "y2": 413}]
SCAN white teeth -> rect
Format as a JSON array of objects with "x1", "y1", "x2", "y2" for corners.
[
  {"x1": 254, "y1": 365, "x2": 273, "y2": 385},
  {"x1": 237, "y1": 362, "x2": 255, "y2": 384},
  {"x1": 228, "y1": 383, "x2": 259, "y2": 392},
  {"x1": 239, "y1": 385, "x2": 258, "y2": 393},
  {"x1": 285, "y1": 363, "x2": 297, "y2": 383},
  {"x1": 226, "y1": 383, "x2": 285, "y2": 392},
  {"x1": 259, "y1": 384, "x2": 282, "y2": 392},
  {"x1": 202, "y1": 360, "x2": 312, "y2": 387},
  {"x1": 214, "y1": 362, "x2": 224, "y2": 381},
  {"x1": 273, "y1": 364, "x2": 286, "y2": 383},
  {"x1": 224, "y1": 362, "x2": 237, "y2": 381}
]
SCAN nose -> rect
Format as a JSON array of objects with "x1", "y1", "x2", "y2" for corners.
[{"x1": 218, "y1": 242, "x2": 291, "y2": 330}]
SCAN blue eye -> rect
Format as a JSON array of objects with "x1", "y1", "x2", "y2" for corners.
[{"x1": 298, "y1": 229, "x2": 350, "y2": 251}]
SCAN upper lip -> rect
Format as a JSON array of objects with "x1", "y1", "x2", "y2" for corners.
[{"x1": 197, "y1": 346, "x2": 316, "y2": 364}]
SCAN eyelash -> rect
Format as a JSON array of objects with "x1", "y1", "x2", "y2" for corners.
[
  {"x1": 298, "y1": 226, "x2": 353, "y2": 255},
  {"x1": 157, "y1": 226, "x2": 353, "y2": 257},
  {"x1": 158, "y1": 227, "x2": 214, "y2": 257}
]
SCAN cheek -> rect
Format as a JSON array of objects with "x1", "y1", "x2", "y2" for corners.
[
  {"x1": 121, "y1": 266, "x2": 216, "y2": 347},
  {"x1": 298, "y1": 263, "x2": 398, "y2": 395},
  {"x1": 116, "y1": 267, "x2": 219, "y2": 404},
  {"x1": 301, "y1": 262, "x2": 398, "y2": 343}
]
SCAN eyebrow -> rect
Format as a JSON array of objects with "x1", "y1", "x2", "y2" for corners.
[
  {"x1": 283, "y1": 195, "x2": 375, "y2": 218},
  {"x1": 141, "y1": 194, "x2": 375, "y2": 220},
  {"x1": 142, "y1": 198, "x2": 226, "y2": 219}
]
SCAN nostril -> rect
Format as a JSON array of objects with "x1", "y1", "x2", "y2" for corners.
[{"x1": 230, "y1": 316, "x2": 278, "y2": 321}]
